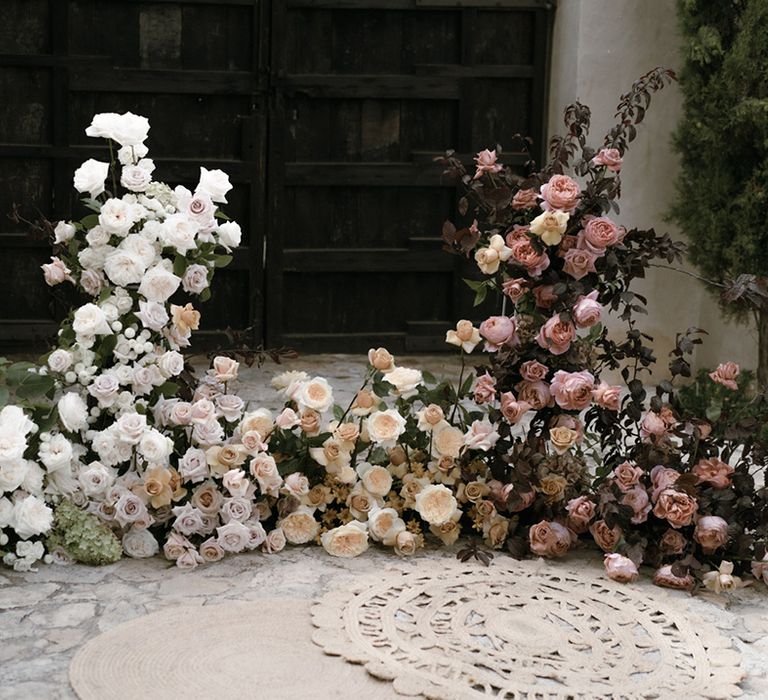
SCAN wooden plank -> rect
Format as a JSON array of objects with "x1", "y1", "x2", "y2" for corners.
[
  {"x1": 413, "y1": 63, "x2": 534, "y2": 77},
  {"x1": 285, "y1": 162, "x2": 454, "y2": 186},
  {"x1": 278, "y1": 75, "x2": 460, "y2": 98},
  {"x1": 410, "y1": 150, "x2": 528, "y2": 165},
  {"x1": 0, "y1": 55, "x2": 112, "y2": 67},
  {"x1": 417, "y1": 0, "x2": 554, "y2": 7},
  {"x1": 69, "y1": 67, "x2": 254, "y2": 94},
  {"x1": 282, "y1": 249, "x2": 455, "y2": 272}
]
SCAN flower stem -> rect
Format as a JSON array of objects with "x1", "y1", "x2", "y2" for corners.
[
  {"x1": 450, "y1": 350, "x2": 466, "y2": 424},
  {"x1": 107, "y1": 139, "x2": 118, "y2": 196}
]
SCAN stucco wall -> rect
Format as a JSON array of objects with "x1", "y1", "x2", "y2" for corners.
[{"x1": 547, "y1": 0, "x2": 758, "y2": 376}]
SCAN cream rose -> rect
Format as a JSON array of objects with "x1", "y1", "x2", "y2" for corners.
[
  {"x1": 321, "y1": 521, "x2": 369, "y2": 558},
  {"x1": 279, "y1": 507, "x2": 320, "y2": 545},
  {"x1": 366, "y1": 409, "x2": 406, "y2": 448},
  {"x1": 414, "y1": 484, "x2": 458, "y2": 526}
]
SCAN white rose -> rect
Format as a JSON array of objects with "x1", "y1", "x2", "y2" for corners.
[
  {"x1": 85, "y1": 225, "x2": 111, "y2": 247},
  {"x1": 80, "y1": 269, "x2": 106, "y2": 297},
  {"x1": 135, "y1": 300, "x2": 169, "y2": 332},
  {"x1": 386, "y1": 367, "x2": 423, "y2": 398},
  {"x1": 78, "y1": 462, "x2": 115, "y2": 497},
  {"x1": 72, "y1": 303, "x2": 112, "y2": 338},
  {"x1": 181, "y1": 264, "x2": 209, "y2": 294},
  {"x1": 296, "y1": 377, "x2": 334, "y2": 413},
  {"x1": 196, "y1": 167, "x2": 232, "y2": 203},
  {"x1": 98, "y1": 198, "x2": 137, "y2": 236},
  {"x1": 321, "y1": 521, "x2": 369, "y2": 558},
  {"x1": 122, "y1": 527, "x2": 159, "y2": 558},
  {"x1": 118, "y1": 142, "x2": 149, "y2": 165},
  {"x1": 414, "y1": 484, "x2": 458, "y2": 526},
  {"x1": 0, "y1": 497, "x2": 13, "y2": 528},
  {"x1": 216, "y1": 520, "x2": 250, "y2": 553},
  {"x1": 0, "y1": 459, "x2": 28, "y2": 493},
  {"x1": 182, "y1": 193, "x2": 216, "y2": 229},
  {"x1": 217, "y1": 221, "x2": 241, "y2": 251},
  {"x1": 279, "y1": 507, "x2": 320, "y2": 545},
  {"x1": 192, "y1": 419, "x2": 224, "y2": 447},
  {"x1": 12, "y1": 495, "x2": 53, "y2": 539},
  {"x1": 215, "y1": 395, "x2": 244, "y2": 423},
  {"x1": 57, "y1": 392, "x2": 89, "y2": 433},
  {"x1": 104, "y1": 249, "x2": 146, "y2": 287},
  {"x1": 239, "y1": 408, "x2": 273, "y2": 438},
  {"x1": 38, "y1": 434, "x2": 74, "y2": 472},
  {"x1": 366, "y1": 410, "x2": 406, "y2": 449},
  {"x1": 120, "y1": 233, "x2": 157, "y2": 267},
  {"x1": 54, "y1": 221, "x2": 76, "y2": 244},
  {"x1": 138, "y1": 265, "x2": 181, "y2": 303},
  {"x1": 120, "y1": 165, "x2": 152, "y2": 192},
  {"x1": 158, "y1": 350, "x2": 184, "y2": 378},
  {"x1": 138, "y1": 429, "x2": 171, "y2": 463},
  {"x1": 78, "y1": 244, "x2": 111, "y2": 272},
  {"x1": 21, "y1": 461, "x2": 45, "y2": 495},
  {"x1": 368, "y1": 507, "x2": 406, "y2": 543},
  {"x1": 161, "y1": 213, "x2": 200, "y2": 254},
  {"x1": 88, "y1": 373, "x2": 121, "y2": 408},
  {"x1": 47, "y1": 349, "x2": 73, "y2": 374},
  {"x1": 115, "y1": 412, "x2": 148, "y2": 444},
  {"x1": 73, "y1": 159, "x2": 109, "y2": 198},
  {"x1": 86, "y1": 111, "x2": 149, "y2": 147},
  {"x1": 92, "y1": 427, "x2": 132, "y2": 467}
]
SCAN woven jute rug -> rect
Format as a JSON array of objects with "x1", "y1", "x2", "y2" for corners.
[
  {"x1": 312, "y1": 557, "x2": 745, "y2": 700},
  {"x1": 69, "y1": 598, "x2": 397, "y2": 700}
]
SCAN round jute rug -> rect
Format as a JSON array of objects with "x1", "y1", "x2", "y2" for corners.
[
  {"x1": 312, "y1": 557, "x2": 745, "y2": 700},
  {"x1": 69, "y1": 598, "x2": 397, "y2": 700}
]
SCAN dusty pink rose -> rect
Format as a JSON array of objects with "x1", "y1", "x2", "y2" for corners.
[
  {"x1": 529, "y1": 520, "x2": 571, "y2": 557},
  {"x1": 612, "y1": 461, "x2": 644, "y2": 492},
  {"x1": 510, "y1": 237, "x2": 550, "y2": 277},
  {"x1": 502, "y1": 277, "x2": 528, "y2": 302},
  {"x1": 552, "y1": 413, "x2": 583, "y2": 435},
  {"x1": 507, "y1": 486, "x2": 536, "y2": 513},
  {"x1": 653, "y1": 489, "x2": 698, "y2": 528},
  {"x1": 621, "y1": 486, "x2": 651, "y2": 524},
  {"x1": 505, "y1": 224, "x2": 530, "y2": 244},
  {"x1": 479, "y1": 316, "x2": 519, "y2": 352},
  {"x1": 590, "y1": 520, "x2": 622, "y2": 552},
  {"x1": 532, "y1": 285, "x2": 558, "y2": 309},
  {"x1": 520, "y1": 360, "x2": 548, "y2": 382},
  {"x1": 539, "y1": 174, "x2": 581, "y2": 213},
  {"x1": 694, "y1": 515, "x2": 729, "y2": 554},
  {"x1": 473, "y1": 149, "x2": 502, "y2": 179},
  {"x1": 580, "y1": 216, "x2": 620, "y2": 254},
  {"x1": 653, "y1": 565, "x2": 695, "y2": 590},
  {"x1": 473, "y1": 373, "x2": 497, "y2": 404},
  {"x1": 565, "y1": 496, "x2": 595, "y2": 534},
  {"x1": 516, "y1": 380, "x2": 552, "y2": 410},
  {"x1": 550, "y1": 370, "x2": 594, "y2": 410},
  {"x1": 563, "y1": 247, "x2": 599, "y2": 280},
  {"x1": 709, "y1": 362, "x2": 740, "y2": 391},
  {"x1": 591, "y1": 147, "x2": 623, "y2": 172},
  {"x1": 511, "y1": 188, "x2": 538, "y2": 209},
  {"x1": 640, "y1": 412, "x2": 668, "y2": 442},
  {"x1": 558, "y1": 234, "x2": 578, "y2": 253},
  {"x1": 604, "y1": 553, "x2": 639, "y2": 583},
  {"x1": 536, "y1": 315, "x2": 576, "y2": 356},
  {"x1": 659, "y1": 405, "x2": 677, "y2": 426},
  {"x1": 593, "y1": 382, "x2": 622, "y2": 411},
  {"x1": 659, "y1": 529, "x2": 687, "y2": 555},
  {"x1": 499, "y1": 392, "x2": 531, "y2": 425},
  {"x1": 650, "y1": 465, "x2": 679, "y2": 501},
  {"x1": 692, "y1": 457, "x2": 734, "y2": 489},
  {"x1": 572, "y1": 291, "x2": 602, "y2": 328}
]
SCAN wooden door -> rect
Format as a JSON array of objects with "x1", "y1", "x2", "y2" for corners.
[{"x1": 266, "y1": 0, "x2": 554, "y2": 352}]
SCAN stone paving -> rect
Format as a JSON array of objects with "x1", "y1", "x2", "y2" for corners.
[{"x1": 2, "y1": 356, "x2": 768, "y2": 699}]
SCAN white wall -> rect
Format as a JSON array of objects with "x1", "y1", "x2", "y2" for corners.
[{"x1": 547, "y1": 0, "x2": 758, "y2": 376}]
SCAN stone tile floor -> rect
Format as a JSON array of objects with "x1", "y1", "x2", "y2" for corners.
[{"x1": 2, "y1": 355, "x2": 768, "y2": 699}]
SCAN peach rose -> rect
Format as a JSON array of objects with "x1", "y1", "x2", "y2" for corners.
[
  {"x1": 563, "y1": 247, "x2": 598, "y2": 280},
  {"x1": 351, "y1": 389, "x2": 377, "y2": 417},
  {"x1": 539, "y1": 174, "x2": 581, "y2": 213},
  {"x1": 593, "y1": 382, "x2": 622, "y2": 411},
  {"x1": 479, "y1": 316, "x2": 519, "y2": 352},
  {"x1": 529, "y1": 520, "x2": 571, "y2": 557},
  {"x1": 473, "y1": 373, "x2": 497, "y2": 404},
  {"x1": 510, "y1": 237, "x2": 550, "y2": 277},
  {"x1": 280, "y1": 507, "x2": 320, "y2": 545},
  {"x1": 430, "y1": 514, "x2": 462, "y2": 546},
  {"x1": 604, "y1": 553, "x2": 639, "y2": 583},
  {"x1": 565, "y1": 496, "x2": 595, "y2": 534},
  {"x1": 502, "y1": 277, "x2": 528, "y2": 302},
  {"x1": 653, "y1": 564, "x2": 695, "y2": 591},
  {"x1": 580, "y1": 216, "x2": 620, "y2": 253},
  {"x1": 520, "y1": 360, "x2": 548, "y2": 382},
  {"x1": 708, "y1": 362, "x2": 739, "y2": 391},
  {"x1": 640, "y1": 412, "x2": 668, "y2": 442},
  {"x1": 394, "y1": 530, "x2": 418, "y2": 556},
  {"x1": 445, "y1": 319, "x2": 482, "y2": 353},
  {"x1": 171, "y1": 303, "x2": 201, "y2": 334},
  {"x1": 536, "y1": 315, "x2": 576, "y2": 355},
  {"x1": 367, "y1": 409, "x2": 406, "y2": 448},
  {"x1": 511, "y1": 188, "x2": 538, "y2": 209},
  {"x1": 591, "y1": 147, "x2": 623, "y2": 172},
  {"x1": 416, "y1": 404, "x2": 445, "y2": 432},
  {"x1": 533, "y1": 284, "x2": 557, "y2": 309},
  {"x1": 572, "y1": 291, "x2": 602, "y2": 328},
  {"x1": 659, "y1": 529, "x2": 687, "y2": 555},
  {"x1": 500, "y1": 392, "x2": 531, "y2": 425},
  {"x1": 321, "y1": 521, "x2": 369, "y2": 557},
  {"x1": 334, "y1": 421, "x2": 360, "y2": 446},
  {"x1": 368, "y1": 347, "x2": 395, "y2": 373},
  {"x1": 539, "y1": 475, "x2": 568, "y2": 502},
  {"x1": 653, "y1": 489, "x2": 698, "y2": 528},
  {"x1": 612, "y1": 461, "x2": 644, "y2": 492},
  {"x1": 300, "y1": 409, "x2": 321, "y2": 435},
  {"x1": 590, "y1": 520, "x2": 621, "y2": 552},
  {"x1": 550, "y1": 426, "x2": 579, "y2": 454},
  {"x1": 361, "y1": 465, "x2": 393, "y2": 497},
  {"x1": 650, "y1": 465, "x2": 679, "y2": 501},
  {"x1": 694, "y1": 515, "x2": 729, "y2": 554},
  {"x1": 692, "y1": 458, "x2": 734, "y2": 489},
  {"x1": 483, "y1": 515, "x2": 510, "y2": 549},
  {"x1": 414, "y1": 484, "x2": 458, "y2": 525},
  {"x1": 550, "y1": 370, "x2": 594, "y2": 410},
  {"x1": 516, "y1": 380, "x2": 552, "y2": 410}
]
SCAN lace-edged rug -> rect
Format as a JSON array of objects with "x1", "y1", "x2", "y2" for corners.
[{"x1": 311, "y1": 557, "x2": 744, "y2": 700}]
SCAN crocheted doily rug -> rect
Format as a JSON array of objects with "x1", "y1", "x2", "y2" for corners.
[{"x1": 311, "y1": 557, "x2": 744, "y2": 700}]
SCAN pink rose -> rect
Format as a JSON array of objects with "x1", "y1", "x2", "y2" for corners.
[
  {"x1": 592, "y1": 382, "x2": 622, "y2": 411},
  {"x1": 502, "y1": 277, "x2": 528, "y2": 302},
  {"x1": 640, "y1": 412, "x2": 668, "y2": 442},
  {"x1": 536, "y1": 315, "x2": 576, "y2": 356},
  {"x1": 550, "y1": 370, "x2": 595, "y2": 410},
  {"x1": 518, "y1": 361, "x2": 546, "y2": 382},
  {"x1": 473, "y1": 149, "x2": 502, "y2": 179},
  {"x1": 653, "y1": 564, "x2": 695, "y2": 591},
  {"x1": 572, "y1": 291, "x2": 602, "y2": 328},
  {"x1": 653, "y1": 489, "x2": 698, "y2": 528},
  {"x1": 505, "y1": 224, "x2": 530, "y2": 245},
  {"x1": 539, "y1": 174, "x2": 581, "y2": 213},
  {"x1": 565, "y1": 496, "x2": 595, "y2": 534},
  {"x1": 41, "y1": 257, "x2": 73, "y2": 286},
  {"x1": 532, "y1": 285, "x2": 557, "y2": 309},
  {"x1": 611, "y1": 461, "x2": 644, "y2": 492},
  {"x1": 709, "y1": 362, "x2": 739, "y2": 391},
  {"x1": 563, "y1": 247, "x2": 598, "y2": 280},
  {"x1": 579, "y1": 216, "x2": 620, "y2": 254},
  {"x1": 464, "y1": 420, "x2": 500, "y2": 451},
  {"x1": 591, "y1": 147, "x2": 623, "y2": 172},
  {"x1": 529, "y1": 520, "x2": 571, "y2": 557},
  {"x1": 694, "y1": 515, "x2": 729, "y2": 554},
  {"x1": 499, "y1": 392, "x2": 531, "y2": 425},
  {"x1": 659, "y1": 529, "x2": 687, "y2": 555},
  {"x1": 552, "y1": 413, "x2": 583, "y2": 436},
  {"x1": 479, "y1": 316, "x2": 519, "y2": 352},
  {"x1": 621, "y1": 486, "x2": 651, "y2": 524},
  {"x1": 650, "y1": 466, "x2": 680, "y2": 501},
  {"x1": 473, "y1": 373, "x2": 497, "y2": 404},
  {"x1": 590, "y1": 520, "x2": 622, "y2": 552},
  {"x1": 511, "y1": 188, "x2": 538, "y2": 210},
  {"x1": 516, "y1": 380, "x2": 552, "y2": 410},
  {"x1": 604, "y1": 553, "x2": 639, "y2": 583},
  {"x1": 692, "y1": 458, "x2": 734, "y2": 489},
  {"x1": 509, "y1": 237, "x2": 550, "y2": 277}
]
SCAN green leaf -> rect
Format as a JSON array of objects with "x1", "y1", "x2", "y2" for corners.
[
  {"x1": 705, "y1": 401, "x2": 722, "y2": 422},
  {"x1": 14, "y1": 373, "x2": 55, "y2": 400},
  {"x1": 212, "y1": 254, "x2": 233, "y2": 269},
  {"x1": 372, "y1": 379, "x2": 393, "y2": 396},
  {"x1": 333, "y1": 404, "x2": 344, "y2": 422},
  {"x1": 173, "y1": 255, "x2": 188, "y2": 277},
  {"x1": 199, "y1": 287, "x2": 212, "y2": 302},
  {"x1": 463, "y1": 278, "x2": 485, "y2": 291},
  {"x1": 97, "y1": 334, "x2": 118, "y2": 362},
  {"x1": 214, "y1": 210, "x2": 231, "y2": 221},
  {"x1": 5, "y1": 362, "x2": 38, "y2": 387},
  {"x1": 80, "y1": 213, "x2": 100, "y2": 228},
  {"x1": 157, "y1": 381, "x2": 180, "y2": 398},
  {"x1": 461, "y1": 373, "x2": 475, "y2": 396},
  {"x1": 473, "y1": 285, "x2": 488, "y2": 307},
  {"x1": 0, "y1": 387, "x2": 9, "y2": 408},
  {"x1": 422, "y1": 370, "x2": 437, "y2": 385}
]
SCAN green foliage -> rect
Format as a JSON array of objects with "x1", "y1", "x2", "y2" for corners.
[
  {"x1": 46, "y1": 500, "x2": 123, "y2": 566},
  {"x1": 671, "y1": 0, "x2": 768, "y2": 311}
]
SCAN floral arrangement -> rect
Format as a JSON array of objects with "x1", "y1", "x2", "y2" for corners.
[{"x1": 0, "y1": 75, "x2": 766, "y2": 594}]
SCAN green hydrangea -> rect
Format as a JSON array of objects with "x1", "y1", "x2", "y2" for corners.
[{"x1": 46, "y1": 500, "x2": 122, "y2": 566}]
